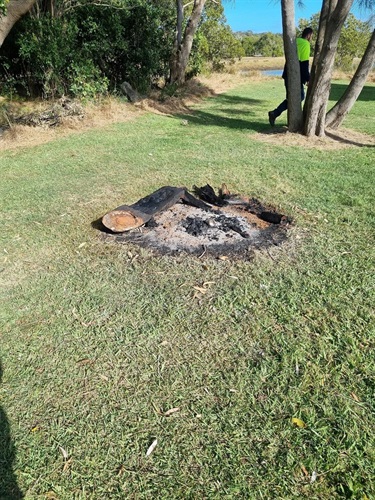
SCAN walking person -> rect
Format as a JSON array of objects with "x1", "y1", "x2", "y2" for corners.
[{"x1": 268, "y1": 27, "x2": 313, "y2": 126}]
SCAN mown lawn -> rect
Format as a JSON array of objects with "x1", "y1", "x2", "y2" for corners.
[{"x1": 0, "y1": 79, "x2": 374, "y2": 499}]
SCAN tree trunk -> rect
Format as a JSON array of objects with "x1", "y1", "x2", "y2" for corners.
[
  {"x1": 102, "y1": 186, "x2": 210, "y2": 233},
  {"x1": 169, "y1": 0, "x2": 207, "y2": 86},
  {"x1": 281, "y1": 0, "x2": 302, "y2": 132},
  {"x1": 303, "y1": 0, "x2": 354, "y2": 137},
  {"x1": 0, "y1": 0, "x2": 37, "y2": 47},
  {"x1": 325, "y1": 29, "x2": 375, "y2": 129}
]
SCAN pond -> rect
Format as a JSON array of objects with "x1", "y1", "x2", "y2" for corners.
[{"x1": 262, "y1": 69, "x2": 283, "y2": 77}]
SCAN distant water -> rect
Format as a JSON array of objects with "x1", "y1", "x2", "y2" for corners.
[{"x1": 262, "y1": 69, "x2": 283, "y2": 77}]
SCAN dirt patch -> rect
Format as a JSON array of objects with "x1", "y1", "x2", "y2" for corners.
[
  {"x1": 140, "y1": 78, "x2": 216, "y2": 115},
  {"x1": 0, "y1": 98, "x2": 143, "y2": 151},
  {"x1": 255, "y1": 126, "x2": 375, "y2": 150}
]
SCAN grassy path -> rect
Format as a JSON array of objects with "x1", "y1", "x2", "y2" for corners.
[{"x1": 1, "y1": 80, "x2": 374, "y2": 498}]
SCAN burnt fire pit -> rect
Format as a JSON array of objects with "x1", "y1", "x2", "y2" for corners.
[{"x1": 98, "y1": 184, "x2": 290, "y2": 258}]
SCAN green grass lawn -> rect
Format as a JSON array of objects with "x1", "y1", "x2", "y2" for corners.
[{"x1": 1, "y1": 79, "x2": 374, "y2": 499}]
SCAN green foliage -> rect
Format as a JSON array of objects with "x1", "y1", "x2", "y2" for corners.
[
  {"x1": 0, "y1": 0, "x2": 7, "y2": 15},
  {"x1": 254, "y1": 32, "x2": 284, "y2": 57},
  {"x1": 240, "y1": 33, "x2": 260, "y2": 56},
  {"x1": 336, "y1": 14, "x2": 373, "y2": 70},
  {"x1": 0, "y1": 1, "x2": 175, "y2": 98},
  {"x1": 192, "y1": 2, "x2": 244, "y2": 74},
  {"x1": 69, "y1": 61, "x2": 109, "y2": 98},
  {"x1": 16, "y1": 16, "x2": 80, "y2": 98},
  {"x1": 0, "y1": 0, "x2": 244, "y2": 96},
  {"x1": 187, "y1": 31, "x2": 207, "y2": 77},
  {"x1": 198, "y1": 23, "x2": 244, "y2": 72},
  {"x1": 74, "y1": 3, "x2": 173, "y2": 92},
  {"x1": 238, "y1": 32, "x2": 284, "y2": 57}
]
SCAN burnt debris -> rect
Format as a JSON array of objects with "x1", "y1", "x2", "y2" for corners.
[{"x1": 98, "y1": 184, "x2": 290, "y2": 258}]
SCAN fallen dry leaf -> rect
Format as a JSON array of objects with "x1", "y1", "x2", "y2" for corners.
[
  {"x1": 164, "y1": 407, "x2": 180, "y2": 417},
  {"x1": 301, "y1": 464, "x2": 309, "y2": 476},
  {"x1": 63, "y1": 458, "x2": 73, "y2": 472},
  {"x1": 351, "y1": 392, "x2": 360, "y2": 402},
  {"x1": 117, "y1": 464, "x2": 125, "y2": 477},
  {"x1": 44, "y1": 491, "x2": 58, "y2": 499},
  {"x1": 76, "y1": 358, "x2": 92, "y2": 366},
  {"x1": 59, "y1": 446, "x2": 69, "y2": 460},
  {"x1": 146, "y1": 439, "x2": 158, "y2": 457}
]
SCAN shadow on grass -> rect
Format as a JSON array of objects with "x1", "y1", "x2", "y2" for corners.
[
  {"x1": 330, "y1": 82, "x2": 375, "y2": 102},
  {"x1": 168, "y1": 91, "x2": 269, "y2": 132},
  {"x1": 177, "y1": 108, "x2": 268, "y2": 132},
  {"x1": 325, "y1": 130, "x2": 375, "y2": 148},
  {"x1": 0, "y1": 360, "x2": 24, "y2": 499},
  {"x1": 208, "y1": 94, "x2": 264, "y2": 107}
]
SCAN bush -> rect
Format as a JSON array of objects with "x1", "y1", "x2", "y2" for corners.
[{"x1": 0, "y1": 3, "x2": 174, "y2": 99}]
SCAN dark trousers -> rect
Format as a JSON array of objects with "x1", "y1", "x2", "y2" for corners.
[{"x1": 273, "y1": 82, "x2": 305, "y2": 118}]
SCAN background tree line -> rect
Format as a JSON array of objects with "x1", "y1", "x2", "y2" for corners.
[
  {"x1": 0, "y1": 0, "x2": 372, "y2": 100},
  {"x1": 238, "y1": 13, "x2": 372, "y2": 67}
]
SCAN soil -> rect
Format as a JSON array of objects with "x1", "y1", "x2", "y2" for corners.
[{"x1": 255, "y1": 125, "x2": 375, "y2": 150}]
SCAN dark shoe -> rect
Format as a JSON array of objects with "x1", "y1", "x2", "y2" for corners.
[{"x1": 268, "y1": 111, "x2": 276, "y2": 126}]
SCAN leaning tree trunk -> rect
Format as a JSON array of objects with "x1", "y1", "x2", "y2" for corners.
[
  {"x1": 325, "y1": 29, "x2": 375, "y2": 129},
  {"x1": 0, "y1": 0, "x2": 37, "y2": 47},
  {"x1": 281, "y1": 0, "x2": 303, "y2": 132},
  {"x1": 169, "y1": 0, "x2": 207, "y2": 86},
  {"x1": 303, "y1": 0, "x2": 354, "y2": 137}
]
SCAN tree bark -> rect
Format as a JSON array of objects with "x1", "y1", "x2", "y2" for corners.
[
  {"x1": 281, "y1": 0, "x2": 303, "y2": 132},
  {"x1": 303, "y1": 0, "x2": 354, "y2": 137},
  {"x1": 325, "y1": 29, "x2": 375, "y2": 129},
  {"x1": 102, "y1": 186, "x2": 210, "y2": 233},
  {"x1": 0, "y1": 0, "x2": 37, "y2": 47},
  {"x1": 169, "y1": 0, "x2": 207, "y2": 85}
]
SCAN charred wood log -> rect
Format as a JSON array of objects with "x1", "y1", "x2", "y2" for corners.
[
  {"x1": 102, "y1": 186, "x2": 211, "y2": 233},
  {"x1": 193, "y1": 184, "x2": 227, "y2": 206},
  {"x1": 193, "y1": 184, "x2": 286, "y2": 224},
  {"x1": 246, "y1": 198, "x2": 283, "y2": 224}
]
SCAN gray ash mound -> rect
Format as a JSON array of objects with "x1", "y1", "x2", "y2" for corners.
[{"x1": 99, "y1": 184, "x2": 291, "y2": 259}]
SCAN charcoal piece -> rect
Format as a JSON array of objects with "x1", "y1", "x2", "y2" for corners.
[
  {"x1": 216, "y1": 215, "x2": 249, "y2": 238},
  {"x1": 145, "y1": 218, "x2": 158, "y2": 228},
  {"x1": 193, "y1": 184, "x2": 227, "y2": 207},
  {"x1": 246, "y1": 197, "x2": 284, "y2": 224},
  {"x1": 258, "y1": 212, "x2": 283, "y2": 224},
  {"x1": 181, "y1": 217, "x2": 210, "y2": 237}
]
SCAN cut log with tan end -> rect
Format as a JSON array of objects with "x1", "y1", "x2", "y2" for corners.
[
  {"x1": 102, "y1": 186, "x2": 211, "y2": 233},
  {"x1": 102, "y1": 207, "x2": 151, "y2": 233}
]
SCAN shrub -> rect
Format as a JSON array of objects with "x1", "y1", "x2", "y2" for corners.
[{"x1": 0, "y1": 3, "x2": 174, "y2": 99}]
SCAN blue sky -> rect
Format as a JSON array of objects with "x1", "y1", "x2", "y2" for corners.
[{"x1": 222, "y1": 0, "x2": 374, "y2": 33}]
